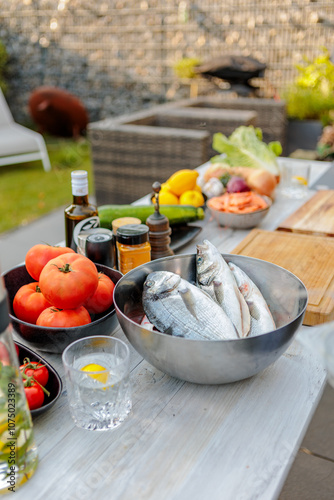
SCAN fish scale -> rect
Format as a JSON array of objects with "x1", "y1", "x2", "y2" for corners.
[
  {"x1": 196, "y1": 239, "x2": 251, "y2": 338},
  {"x1": 143, "y1": 271, "x2": 237, "y2": 341},
  {"x1": 228, "y1": 262, "x2": 276, "y2": 336}
]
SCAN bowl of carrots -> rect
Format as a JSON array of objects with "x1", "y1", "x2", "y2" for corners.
[{"x1": 207, "y1": 191, "x2": 272, "y2": 229}]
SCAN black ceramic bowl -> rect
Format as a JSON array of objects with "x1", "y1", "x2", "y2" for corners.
[
  {"x1": 3, "y1": 264, "x2": 123, "y2": 354},
  {"x1": 15, "y1": 341, "x2": 62, "y2": 417}
]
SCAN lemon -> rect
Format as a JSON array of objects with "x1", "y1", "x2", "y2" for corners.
[
  {"x1": 179, "y1": 190, "x2": 205, "y2": 207},
  {"x1": 292, "y1": 175, "x2": 308, "y2": 186},
  {"x1": 153, "y1": 191, "x2": 179, "y2": 205},
  {"x1": 81, "y1": 363, "x2": 108, "y2": 384},
  {"x1": 160, "y1": 182, "x2": 173, "y2": 192},
  {"x1": 193, "y1": 184, "x2": 202, "y2": 193},
  {"x1": 167, "y1": 169, "x2": 199, "y2": 196}
]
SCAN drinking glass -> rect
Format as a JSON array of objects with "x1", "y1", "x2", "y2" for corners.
[
  {"x1": 62, "y1": 336, "x2": 131, "y2": 431},
  {"x1": 279, "y1": 162, "x2": 310, "y2": 199}
]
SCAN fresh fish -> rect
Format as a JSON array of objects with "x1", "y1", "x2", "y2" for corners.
[
  {"x1": 142, "y1": 271, "x2": 238, "y2": 340},
  {"x1": 196, "y1": 240, "x2": 251, "y2": 338},
  {"x1": 228, "y1": 262, "x2": 276, "y2": 336}
]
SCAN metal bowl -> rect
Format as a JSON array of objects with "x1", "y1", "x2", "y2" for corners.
[
  {"x1": 207, "y1": 195, "x2": 272, "y2": 229},
  {"x1": 114, "y1": 254, "x2": 308, "y2": 384},
  {"x1": 3, "y1": 263, "x2": 122, "y2": 354}
]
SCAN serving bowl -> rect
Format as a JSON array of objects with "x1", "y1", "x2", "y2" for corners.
[
  {"x1": 114, "y1": 254, "x2": 308, "y2": 384},
  {"x1": 207, "y1": 194, "x2": 272, "y2": 229},
  {"x1": 16, "y1": 341, "x2": 62, "y2": 417},
  {"x1": 3, "y1": 264, "x2": 122, "y2": 354}
]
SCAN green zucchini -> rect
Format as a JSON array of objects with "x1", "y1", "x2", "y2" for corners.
[{"x1": 98, "y1": 204, "x2": 205, "y2": 228}]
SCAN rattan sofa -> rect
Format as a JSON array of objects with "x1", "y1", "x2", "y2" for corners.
[
  {"x1": 177, "y1": 95, "x2": 287, "y2": 149},
  {"x1": 88, "y1": 103, "x2": 257, "y2": 205}
]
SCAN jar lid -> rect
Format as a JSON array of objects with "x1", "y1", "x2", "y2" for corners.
[
  {"x1": 112, "y1": 217, "x2": 141, "y2": 233},
  {"x1": 116, "y1": 224, "x2": 149, "y2": 245}
]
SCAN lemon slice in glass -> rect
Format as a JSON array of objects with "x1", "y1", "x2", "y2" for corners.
[
  {"x1": 292, "y1": 175, "x2": 308, "y2": 186},
  {"x1": 81, "y1": 363, "x2": 108, "y2": 384}
]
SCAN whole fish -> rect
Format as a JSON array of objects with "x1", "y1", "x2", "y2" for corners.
[
  {"x1": 228, "y1": 262, "x2": 276, "y2": 336},
  {"x1": 196, "y1": 240, "x2": 251, "y2": 338},
  {"x1": 142, "y1": 271, "x2": 238, "y2": 340}
]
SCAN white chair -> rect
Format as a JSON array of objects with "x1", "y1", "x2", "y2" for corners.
[{"x1": 0, "y1": 89, "x2": 51, "y2": 172}]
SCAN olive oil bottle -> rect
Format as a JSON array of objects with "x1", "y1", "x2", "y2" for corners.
[{"x1": 65, "y1": 170, "x2": 99, "y2": 251}]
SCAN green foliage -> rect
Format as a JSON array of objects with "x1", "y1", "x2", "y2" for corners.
[
  {"x1": 173, "y1": 57, "x2": 202, "y2": 79},
  {"x1": 285, "y1": 48, "x2": 334, "y2": 124},
  {"x1": 211, "y1": 126, "x2": 281, "y2": 176},
  {"x1": 0, "y1": 40, "x2": 8, "y2": 92},
  {"x1": 0, "y1": 138, "x2": 94, "y2": 233}
]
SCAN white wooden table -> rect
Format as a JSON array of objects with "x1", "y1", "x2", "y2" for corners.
[{"x1": 12, "y1": 159, "x2": 332, "y2": 500}]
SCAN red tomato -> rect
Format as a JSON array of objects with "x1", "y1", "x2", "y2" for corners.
[
  {"x1": 25, "y1": 244, "x2": 75, "y2": 281},
  {"x1": 83, "y1": 273, "x2": 115, "y2": 314},
  {"x1": 36, "y1": 306, "x2": 91, "y2": 328},
  {"x1": 13, "y1": 282, "x2": 52, "y2": 324},
  {"x1": 24, "y1": 381, "x2": 45, "y2": 410},
  {"x1": 39, "y1": 253, "x2": 99, "y2": 309},
  {"x1": 20, "y1": 359, "x2": 49, "y2": 387}
]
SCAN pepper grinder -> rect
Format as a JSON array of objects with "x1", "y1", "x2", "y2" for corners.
[{"x1": 146, "y1": 182, "x2": 174, "y2": 260}]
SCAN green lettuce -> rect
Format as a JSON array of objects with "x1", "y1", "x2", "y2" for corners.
[{"x1": 211, "y1": 126, "x2": 282, "y2": 176}]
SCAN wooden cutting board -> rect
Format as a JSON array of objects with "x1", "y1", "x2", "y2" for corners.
[
  {"x1": 232, "y1": 229, "x2": 334, "y2": 326},
  {"x1": 277, "y1": 190, "x2": 334, "y2": 237}
]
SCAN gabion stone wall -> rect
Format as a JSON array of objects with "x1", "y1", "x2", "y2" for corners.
[{"x1": 1, "y1": 0, "x2": 334, "y2": 125}]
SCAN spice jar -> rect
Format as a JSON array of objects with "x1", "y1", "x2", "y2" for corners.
[
  {"x1": 112, "y1": 217, "x2": 141, "y2": 234},
  {"x1": 116, "y1": 224, "x2": 151, "y2": 274}
]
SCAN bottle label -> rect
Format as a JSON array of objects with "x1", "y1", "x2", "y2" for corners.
[{"x1": 73, "y1": 216, "x2": 100, "y2": 247}]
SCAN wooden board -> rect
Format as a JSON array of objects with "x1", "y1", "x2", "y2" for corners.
[
  {"x1": 277, "y1": 190, "x2": 334, "y2": 237},
  {"x1": 232, "y1": 229, "x2": 334, "y2": 326}
]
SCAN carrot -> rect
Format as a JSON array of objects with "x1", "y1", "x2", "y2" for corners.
[{"x1": 208, "y1": 191, "x2": 268, "y2": 214}]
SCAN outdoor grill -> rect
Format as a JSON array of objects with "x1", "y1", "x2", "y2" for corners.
[{"x1": 195, "y1": 55, "x2": 267, "y2": 96}]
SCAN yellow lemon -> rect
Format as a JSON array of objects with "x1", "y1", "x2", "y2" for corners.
[
  {"x1": 179, "y1": 190, "x2": 205, "y2": 207},
  {"x1": 193, "y1": 184, "x2": 202, "y2": 193},
  {"x1": 160, "y1": 182, "x2": 173, "y2": 192},
  {"x1": 292, "y1": 175, "x2": 308, "y2": 186},
  {"x1": 167, "y1": 169, "x2": 199, "y2": 196},
  {"x1": 153, "y1": 191, "x2": 179, "y2": 205},
  {"x1": 81, "y1": 363, "x2": 108, "y2": 384}
]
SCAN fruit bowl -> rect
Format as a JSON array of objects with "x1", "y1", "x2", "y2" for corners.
[
  {"x1": 114, "y1": 254, "x2": 307, "y2": 384},
  {"x1": 207, "y1": 194, "x2": 272, "y2": 229},
  {"x1": 3, "y1": 264, "x2": 122, "y2": 354}
]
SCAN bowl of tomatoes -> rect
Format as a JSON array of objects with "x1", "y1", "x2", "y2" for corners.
[
  {"x1": 3, "y1": 246, "x2": 123, "y2": 354},
  {"x1": 16, "y1": 341, "x2": 62, "y2": 417}
]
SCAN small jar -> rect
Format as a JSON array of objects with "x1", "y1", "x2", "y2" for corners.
[
  {"x1": 116, "y1": 224, "x2": 151, "y2": 274},
  {"x1": 112, "y1": 217, "x2": 141, "y2": 234}
]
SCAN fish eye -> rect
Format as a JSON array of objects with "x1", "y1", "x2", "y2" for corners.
[
  {"x1": 197, "y1": 256, "x2": 203, "y2": 264},
  {"x1": 145, "y1": 280, "x2": 154, "y2": 288}
]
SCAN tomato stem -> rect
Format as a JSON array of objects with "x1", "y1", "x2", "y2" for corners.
[
  {"x1": 21, "y1": 373, "x2": 50, "y2": 397},
  {"x1": 50, "y1": 262, "x2": 72, "y2": 273}
]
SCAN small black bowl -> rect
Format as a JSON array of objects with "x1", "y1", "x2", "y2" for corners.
[
  {"x1": 15, "y1": 341, "x2": 62, "y2": 418},
  {"x1": 3, "y1": 263, "x2": 123, "y2": 354}
]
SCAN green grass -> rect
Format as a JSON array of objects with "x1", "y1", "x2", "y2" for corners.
[{"x1": 0, "y1": 137, "x2": 94, "y2": 234}]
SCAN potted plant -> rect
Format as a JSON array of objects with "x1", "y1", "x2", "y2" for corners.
[{"x1": 284, "y1": 48, "x2": 334, "y2": 154}]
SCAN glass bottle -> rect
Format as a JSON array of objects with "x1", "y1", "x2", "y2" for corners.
[
  {"x1": 65, "y1": 170, "x2": 99, "y2": 251},
  {"x1": 0, "y1": 270, "x2": 38, "y2": 493},
  {"x1": 116, "y1": 224, "x2": 151, "y2": 274}
]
